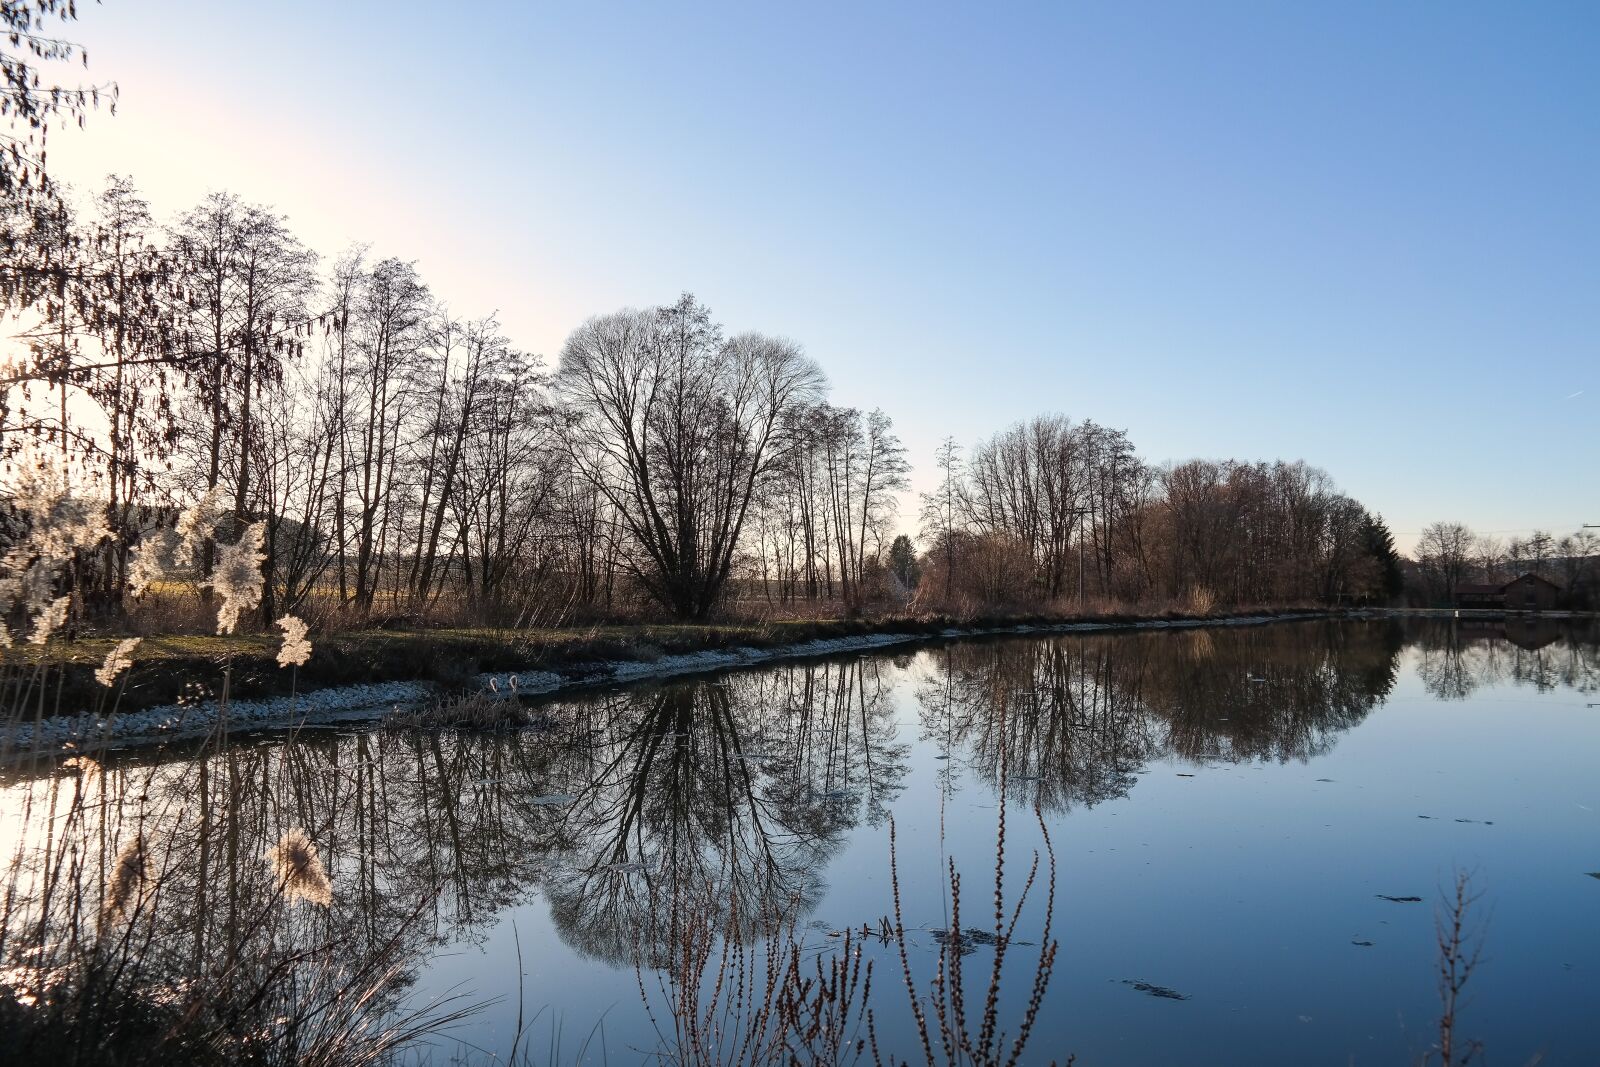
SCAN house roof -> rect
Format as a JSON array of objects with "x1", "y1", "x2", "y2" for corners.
[
  {"x1": 1504, "y1": 571, "x2": 1562, "y2": 589},
  {"x1": 1457, "y1": 573, "x2": 1563, "y2": 596}
]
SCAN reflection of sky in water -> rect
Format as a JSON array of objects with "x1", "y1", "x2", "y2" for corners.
[
  {"x1": 405, "y1": 620, "x2": 1600, "y2": 1065},
  {"x1": 5, "y1": 619, "x2": 1598, "y2": 1064}
]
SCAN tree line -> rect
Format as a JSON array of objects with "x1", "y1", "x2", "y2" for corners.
[
  {"x1": 0, "y1": 171, "x2": 1414, "y2": 628},
  {"x1": 1411, "y1": 521, "x2": 1598, "y2": 607},
  {"x1": 903, "y1": 418, "x2": 1404, "y2": 614},
  {"x1": 0, "y1": 9, "x2": 1407, "y2": 629}
]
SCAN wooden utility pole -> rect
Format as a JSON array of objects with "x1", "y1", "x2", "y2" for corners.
[{"x1": 1065, "y1": 507, "x2": 1089, "y2": 613}]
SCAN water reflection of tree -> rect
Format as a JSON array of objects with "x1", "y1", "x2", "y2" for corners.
[
  {"x1": 0, "y1": 732, "x2": 485, "y2": 1056},
  {"x1": 1410, "y1": 618, "x2": 1600, "y2": 700},
  {"x1": 1, "y1": 654, "x2": 910, "y2": 1010},
  {"x1": 543, "y1": 657, "x2": 909, "y2": 965},
  {"x1": 919, "y1": 621, "x2": 1405, "y2": 812},
  {"x1": 917, "y1": 640, "x2": 1157, "y2": 810}
]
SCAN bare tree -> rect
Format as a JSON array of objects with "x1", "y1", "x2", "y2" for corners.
[
  {"x1": 558, "y1": 294, "x2": 824, "y2": 618},
  {"x1": 919, "y1": 435, "x2": 964, "y2": 600},
  {"x1": 169, "y1": 193, "x2": 316, "y2": 607},
  {"x1": 1415, "y1": 521, "x2": 1476, "y2": 605},
  {"x1": 342, "y1": 257, "x2": 431, "y2": 613}
]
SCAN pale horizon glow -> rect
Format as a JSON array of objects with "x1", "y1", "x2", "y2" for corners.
[{"x1": 31, "y1": 1, "x2": 1600, "y2": 553}]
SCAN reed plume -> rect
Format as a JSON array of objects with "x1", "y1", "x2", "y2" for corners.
[
  {"x1": 128, "y1": 486, "x2": 221, "y2": 596},
  {"x1": 62, "y1": 754, "x2": 102, "y2": 780},
  {"x1": 94, "y1": 637, "x2": 142, "y2": 687},
  {"x1": 101, "y1": 834, "x2": 149, "y2": 924},
  {"x1": 268, "y1": 827, "x2": 333, "y2": 907},
  {"x1": 276, "y1": 613, "x2": 312, "y2": 667},
  {"x1": 213, "y1": 521, "x2": 266, "y2": 635},
  {"x1": 28, "y1": 594, "x2": 70, "y2": 645}
]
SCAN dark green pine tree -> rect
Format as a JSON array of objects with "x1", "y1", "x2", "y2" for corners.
[
  {"x1": 1362, "y1": 513, "x2": 1405, "y2": 602},
  {"x1": 887, "y1": 534, "x2": 919, "y2": 591}
]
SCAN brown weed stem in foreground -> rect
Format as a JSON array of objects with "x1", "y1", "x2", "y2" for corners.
[{"x1": 1429, "y1": 869, "x2": 1485, "y2": 1067}]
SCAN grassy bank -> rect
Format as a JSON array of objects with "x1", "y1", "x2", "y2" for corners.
[{"x1": 2, "y1": 606, "x2": 1347, "y2": 720}]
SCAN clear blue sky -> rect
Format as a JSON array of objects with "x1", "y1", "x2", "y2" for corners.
[{"x1": 45, "y1": 1, "x2": 1598, "y2": 550}]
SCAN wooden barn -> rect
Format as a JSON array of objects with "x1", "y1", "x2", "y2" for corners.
[
  {"x1": 1501, "y1": 572, "x2": 1562, "y2": 610},
  {"x1": 1454, "y1": 573, "x2": 1563, "y2": 611}
]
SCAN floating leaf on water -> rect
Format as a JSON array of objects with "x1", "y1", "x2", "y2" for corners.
[
  {"x1": 529, "y1": 793, "x2": 577, "y2": 807},
  {"x1": 1176, "y1": 773, "x2": 1195, "y2": 778},
  {"x1": 1376, "y1": 895, "x2": 1422, "y2": 903},
  {"x1": 1121, "y1": 979, "x2": 1190, "y2": 1001},
  {"x1": 1351, "y1": 939, "x2": 1374, "y2": 947}
]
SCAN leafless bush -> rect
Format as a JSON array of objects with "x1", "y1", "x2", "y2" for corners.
[
  {"x1": 632, "y1": 891, "x2": 874, "y2": 1067},
  {"x1": 879, "y1": 801, "x2": 1062, "y2": 1065}
]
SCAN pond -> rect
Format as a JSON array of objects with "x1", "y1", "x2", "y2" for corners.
[{"x1": 3, "y1": 617, "x2": 1597, "y2": 1065}]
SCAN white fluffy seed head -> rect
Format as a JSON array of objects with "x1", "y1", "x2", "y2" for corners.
[
  {"x1": 1, "y1": 456, "x2": 107, "y2": 642},
  {"x1": 128, "y1": 527, "x2": 180, "y2": 598},
  {"x1": 175, "y1": 485, "x2": 224, "y2": 564},
  {"x1": 213, "y1": 522, "x2": 266, "y2": 635},
  {"x1": 267, "y1": 827, "x2": 333, "y2": 907},
  {"x1": 95, "y1": 637, "x2": 142, "y2": 687},
  {"x1": 276, "y1": 614, "x2": 311, "y2": 667},
  {"x1": 28, "y1": 595, "x2": 71, "y2": 645}
]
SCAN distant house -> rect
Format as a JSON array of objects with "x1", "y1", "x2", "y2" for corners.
[
  {"x1": 1456, "y1": 583, "x2": 1505, "y2": 609},
  {"x1": 1502, "y1": 572, "x2": 1561, "y2": 611},
  {"x1": 1454, "y1": 573, "x2": 1562, "y2": 611}
]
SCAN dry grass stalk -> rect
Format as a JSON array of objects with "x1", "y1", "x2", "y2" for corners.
[
  {"x1": 882, "y1": 767, "x2": 1063, "y2": 1066},
  {"x1": 637, "y1": 890, "x2": 876, "y2": 1067},
  {"x1": 1429, "y1": 869, "x2": 1485, "y2": 1067}
]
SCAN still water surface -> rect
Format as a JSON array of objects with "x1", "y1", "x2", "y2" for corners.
[{"x1": 8, "y1": 618, "x2": 1598, "y2": 1064}]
